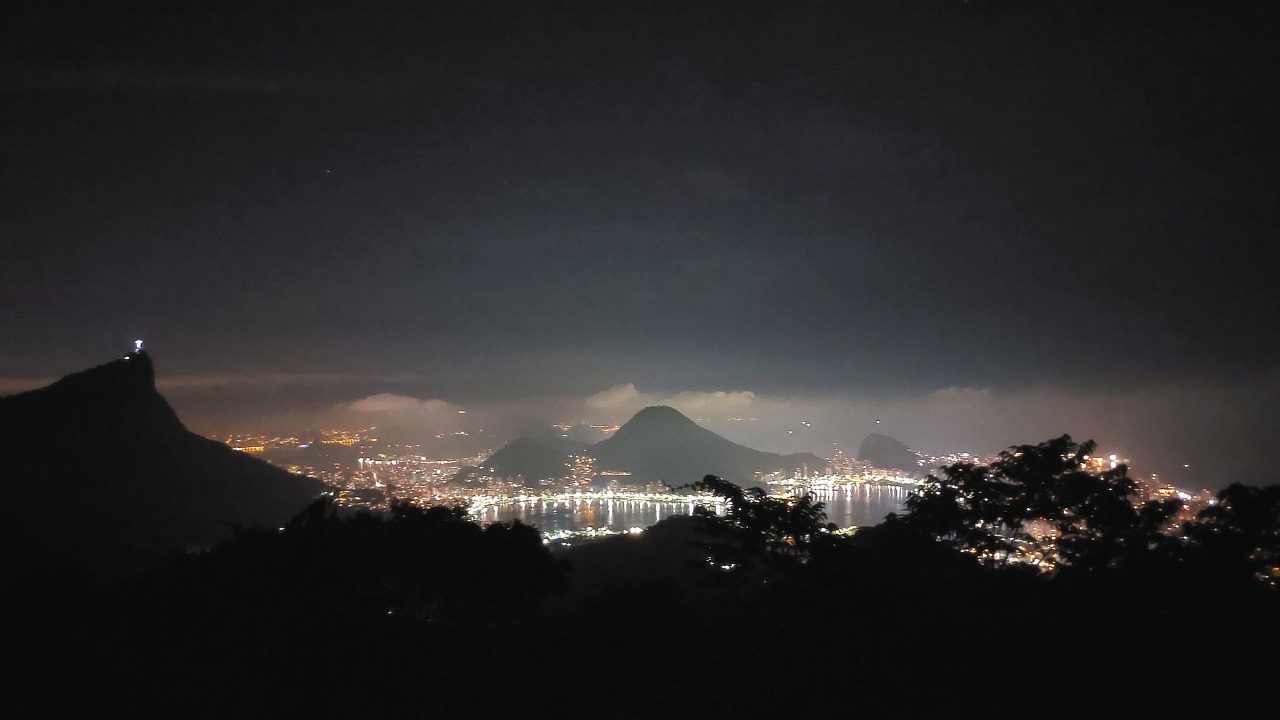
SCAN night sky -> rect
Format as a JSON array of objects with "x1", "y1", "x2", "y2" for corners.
[{"x1": 3, "y1": 1, "x2": 1277, "y2": 488}]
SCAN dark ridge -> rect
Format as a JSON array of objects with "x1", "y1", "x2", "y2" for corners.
[
  {"x1": 0, "y1": 352, "x2": 324, "y2": 580},
  {"x1": 515, "y1": 424, "x2": 594, "y2": 455},
  {"x1": 0, "y1": 351, "x2": 184, "y2": 441},
  {"x1": 480, "y1": 437, "x2": 573, "y2": 484}
]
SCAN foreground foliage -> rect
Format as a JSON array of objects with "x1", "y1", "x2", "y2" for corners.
[
  {"x1": 3, "y1": 439, "x2": 1278, "y2": 718},
  {"x1": 900, "y1": 435, "x2": 1280, "y2": 587},
  {"x1": 902, "y1": 435, "x2": 1181, "y2": 571}
]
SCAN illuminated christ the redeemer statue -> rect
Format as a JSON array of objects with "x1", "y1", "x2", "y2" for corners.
[{"x1": 134, "y1": 339, "x2": 144, "y2": 353}]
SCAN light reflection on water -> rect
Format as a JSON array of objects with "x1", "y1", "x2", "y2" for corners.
[
  {"x1": 804, "y1": 484, "x2": 912, "y2": 529},
  {"x1": 473, "y1": 485, "x2": 909, "y2": 533}
]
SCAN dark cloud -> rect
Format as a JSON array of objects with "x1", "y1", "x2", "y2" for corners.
[{"x1": 2, "y1": 1, "x2": 1277, "y2": 487}]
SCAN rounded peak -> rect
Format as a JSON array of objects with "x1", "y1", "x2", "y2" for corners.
[
  {"x1": 860, "y1": 432, "x2": 905, "y2": 445},
  {"x1": 612, "y1": 406, "x2": 700, "y2": 434},
  {"x1": 631, "y1": 405, "x2": 691, "y2": 421}
]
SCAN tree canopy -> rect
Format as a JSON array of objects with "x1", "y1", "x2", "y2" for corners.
[
  {"x1": 1185, "y1": 483, "x2": 1280, "y2": 587},
  {"x1": 680, "y1": 474, "x2": 837, "y2": 577},
  {"x1": 902, "y1": 435, "x2": 1181, "y2": 572}
]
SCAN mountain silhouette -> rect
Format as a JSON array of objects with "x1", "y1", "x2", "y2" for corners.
[
  {"x1": 856, "y1": 433, "x2": 920, "y2": 474},
  {"x1": 591, "y1": 406, "x2": 824, "y2": 487},
  {"x1": 0, "y1": 351, "x2": 324, "y2": 579},
  {"x1": 480, "y1": 437, "x2": 573, "y2": 484},
  {"x1": 516, "y1": 425, "x2": 593, "y2": 455}
]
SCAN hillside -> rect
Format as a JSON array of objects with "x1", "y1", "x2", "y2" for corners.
[
  {"x1": 591, "y1": 406, "x2": 824, "y2": 487},
  {"x1": 479, "y1": 436, "x2": 572, "y2": 484},
  {"x1": 857, "y1": 432, "x2": 920, "y2": 474},
  {"x1": 0, "y1": 351, "x2": 324, "y2": 578}
]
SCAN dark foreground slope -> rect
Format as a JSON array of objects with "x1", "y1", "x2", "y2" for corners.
[
  {"x1": 4, "y1": 504, "x2": 1274, "y2": 720},
  {"x1": 0, "y1": 351, "x2": 323, "y2": 578}
]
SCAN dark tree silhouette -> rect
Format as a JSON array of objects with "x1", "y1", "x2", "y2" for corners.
[
  {"x1": 903, "y1": 435, "x2": 1180, "y2": 571},
  {"x1": 158, "y1": 495, "x2": 570, "y2": 628},
  {"x1": 679, "y1": 474, "x2": 838, "y2": 576},
  {"x1": 1185, "y1": 483, "x2": 1280, "y2": 587}
]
